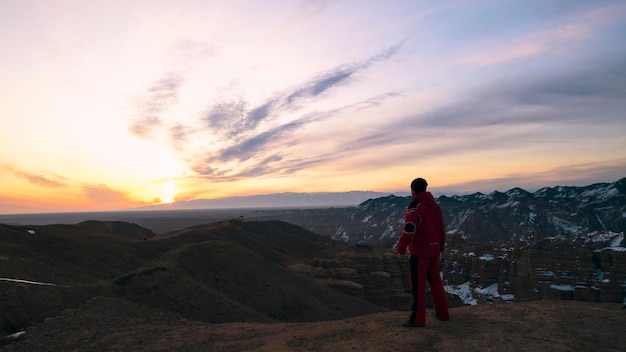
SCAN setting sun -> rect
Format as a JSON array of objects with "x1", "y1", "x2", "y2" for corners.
[{"x1": 159, "y1": 179, "x2": 178, "y2": 204}]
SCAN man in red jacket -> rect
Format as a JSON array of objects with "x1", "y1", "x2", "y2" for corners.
[{"x1": 396, "y1": 177, "x2": 449, "y2": 327}]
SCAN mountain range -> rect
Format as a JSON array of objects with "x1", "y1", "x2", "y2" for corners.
[
  {"x1": 138, "y1": 190, "x2": 406, "y2": 210},
  {"x1": 257, "y1": 178, "x2": 626, "y2": 246}
]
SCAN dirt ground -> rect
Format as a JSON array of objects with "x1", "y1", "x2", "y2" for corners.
[{"x1": 2, "y1": 298, "x2": 624, "y2": 352}]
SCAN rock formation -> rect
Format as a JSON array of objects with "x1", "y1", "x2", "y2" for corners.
[{"x1": 300, "y1": 234, "x2": 626, "y2": 309}]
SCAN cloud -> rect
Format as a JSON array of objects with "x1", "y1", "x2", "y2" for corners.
[
  {"x1": 518, "y1": 58, "x2": 626, "y2": 104},
  {"x1": 211, "y1": 118, "x2": 308, "y2": 163},
  {"x1": 129, "y1": 72, "x2": 185, "y2": 137},
  {"x1": 203, "y1": 98, "x2": 281, "y2": 141},
  {"x1": 439, "y1": 159, "x2": 626, "y2": 194},
  {"x1": 193, "y1": 108, "x2": 344, "y2": 179},
  {"x1": 169, "y1": 123, "x2": 194, "y2": 151},
  {"x1": 134, "y1": 39, "x2": 406, "y2": 166},
  {"x1": 411, "y1": 56, "x2": 626, "y2": 130},
  {"x1": 6, "y1": 166, "x2": 65, "y2": 188},
  {"x1": 192, "y1": 116, "x2": 316, "y2": 180},
  {"x1": 306, "y1": 54, "x2": 626, "y2": 169},
  {"x1": 203, "y1": 99, "x2": 249, "y2": 138},
  {"x1": 230, "y1": 154, "x2": 285, "y2": 179},
  {"x1": 461, "y1": 2, "x2": 625, "y2": 66},
  {"x1": 198, "y1": 88, "x2": 403, "y2": 176},
  {"x1": 83, "y1": 184, "x2": 132, "y2": 205},
  {"x1": 171, "y1": 30, "x2": 624, "y2": 188},
  {"x1": 284, "y1": 69, "x2": 354, "y2": 105},
  {"x1": 283, "y1": 39, "x2": 405, "y2": 105},
  {"x1": 194, "y1": 151, "x2": 337, "y2": 182},
  {"x1": 297, "y1": 0, "x2": 340, "y2": 17},
  {"x1": 168, "y1": 39, "x2": 217, "y2": 69},
  {"x1": 200, "y1": 39, "x2": 406, "y2": 140},
  {"x1": 463, "y1": 24, "x2": 591, "y2": 66},
  {"x1": 182, "y1": 41, "x2": 408, "y2": 179}
]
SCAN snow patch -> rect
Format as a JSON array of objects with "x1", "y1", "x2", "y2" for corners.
[
  {"x1": 496, "y1": 201, "x2": 519, "y2": 209},
  {"x1": 549, "y1": 284, "x2": 574, "y2": 291},
  {"x1": 445, "y1": 282, "x2": 477, "y2": 305},
  {"x1": 581, "y1": 186, "x2": 620, "y2": 201},
  {"x1": 0, "y1": 278, "x2": 56, "y2": 286},
  {"x1": 479, "y1": 254, "x2": 494, "y2": 261},
  {"x1": 551, "y1": 216, "x2": 581, "y2": 236},
  {"x1": 7, "y1": 331, "x2": 25, "y2": 339},
  {"x1": 475, "y1": 283, "x2": 498, "y2": 297},
  {"x1": 446, "y1": 282, "x2": 514, "y2": 305},
  {"x1": 535, "y1": 269, "x2": 556, "y2": 277},
  {"x1": 499, "y1": 294, "x2": 515, "y2": 301},
  {"x1": 528, "y1": 211, "x2": 536, "y2": 224},
  {"x1": 333, "y1": 226, "x2": 349, "y2": 243},
  {"x1": 379, "y1": 223, "x2": 396, "y2": 240}
]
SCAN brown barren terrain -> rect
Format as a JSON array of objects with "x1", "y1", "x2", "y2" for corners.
[
  {"x1": 1, "y1": 219, "x2": 624, "y2": 351},
  {"x1": 3, "y1": 299, "x2": 624, "y2": 351}
]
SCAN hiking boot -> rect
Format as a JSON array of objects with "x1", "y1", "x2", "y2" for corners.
[
  {"x1": 402, "y1": 321, "x2": 425, "y2": 328},
  {"x1": 435, "y1": 311, "x2": 450, "y2": 321}
]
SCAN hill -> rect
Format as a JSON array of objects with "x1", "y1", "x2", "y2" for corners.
[{"x1": 0, "y1": 220, "x2": 385, "y2": 343}]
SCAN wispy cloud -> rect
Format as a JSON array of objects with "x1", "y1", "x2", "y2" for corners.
[
  {"x1": 440, "y1": 159, "x2": 626, "y2": 194},
  {"x1": 6, "y1": 166, "x2": 65, "y2": 188},
  {"x1": 194, "y1": 88, "x2": 404, "y2": 180},
  {"x1": 170, "y1": 40, "x2": 407, "y2": 180},
  {"x1": 199, "y1": 39, "x2": 406, "y2": 142},
  {"x1": 463, "y1": 24, "x2": 591, "y2": 66},
  {"x1": 210, "y1": 118, "x2": 310, "y2": 163},
  {"x1": 129, "y1": 72, "x2": 185, "y2": 137},
  {"x1": 297, "y1": 0, "x2": 340, "y2": 17},
  {"x1": 461, "y1": 2, "x2": 626, "y2": 66},
  {"x1": 169, "y1": 123, "x2": 194, "y2": 151},
  {"x1": 132, "y1": 36, "x2": 407, "y2": 168},
  {"x1": 203, "y1": 99, "x2": 250, "y2": 139},
  {"x1": 284, "y1": 40, "x2": 404, "y2": 104}
]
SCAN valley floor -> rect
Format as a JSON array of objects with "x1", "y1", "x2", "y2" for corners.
[{"x1": 2, "y1": 299, "x2": 624, "y2": 352}]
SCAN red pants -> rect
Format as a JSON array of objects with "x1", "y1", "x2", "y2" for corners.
[{"x1": 408, "y1": 255, "x2": 449, "y2": 326}]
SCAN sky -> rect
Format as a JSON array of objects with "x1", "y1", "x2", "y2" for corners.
[{"x1": 1, "y1": 0, "x2": 625, "y2": 214}]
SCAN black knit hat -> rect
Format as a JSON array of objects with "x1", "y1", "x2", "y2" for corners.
[{"x1": 410, "y1": 178, "x2": 428, "y2": 193}]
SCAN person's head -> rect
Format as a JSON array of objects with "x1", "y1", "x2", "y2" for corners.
[{"x1": 410, "y1": 178, "x2": 428, "y2": 194}]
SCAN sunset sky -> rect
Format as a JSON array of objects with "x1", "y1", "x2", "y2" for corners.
[{"x1": 1, "y1": 0, "x2": 625, "y2": 214}]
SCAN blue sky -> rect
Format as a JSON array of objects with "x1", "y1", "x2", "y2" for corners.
[{"x1": 0, "y1": 0, "x2": 624, "y2": 213}]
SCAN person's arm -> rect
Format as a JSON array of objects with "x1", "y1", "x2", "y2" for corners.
[{"x1": 397, "y1": 208, "x2": 420, "y2": 257}]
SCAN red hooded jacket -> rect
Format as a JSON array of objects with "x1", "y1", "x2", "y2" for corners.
[{"x1": 396, "y1": 191, "x2": 446, "y2": 258}]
